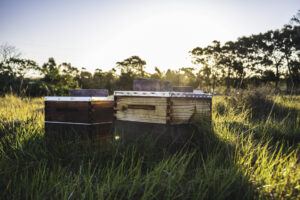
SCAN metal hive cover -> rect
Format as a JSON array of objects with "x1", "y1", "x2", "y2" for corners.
[
  {"x1": 114, "y1": 91, "x2": 212, "y2": 99},
  {"x1": 44, "y1": 96, "x2": 114, "y2": 102}
]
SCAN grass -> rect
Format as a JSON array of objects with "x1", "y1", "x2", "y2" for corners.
[{"x1": 0, "y1": 94, "x2": 299, "y2": 199}]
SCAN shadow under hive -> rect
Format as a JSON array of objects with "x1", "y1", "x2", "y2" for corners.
[
  {"x1": 114, "y1": 91, "x2": 212, "y2": 144},
  {"x1": 44, "y1": 96, "x2": 114, "y2": 141}
]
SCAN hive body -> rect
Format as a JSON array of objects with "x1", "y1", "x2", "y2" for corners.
[
  {"x1": 114, "y1": 91, "x2": 212, "y2": 125},
  {"x1": 44, "y1": 96, "x2": 114, "y2": 141}
]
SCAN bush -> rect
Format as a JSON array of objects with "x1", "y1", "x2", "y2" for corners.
[{"x1": 227, "y1": 88, "x2": 276, "y2": 119}]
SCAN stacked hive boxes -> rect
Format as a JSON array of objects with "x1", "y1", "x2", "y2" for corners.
[
  {"x1": 44, "y1": 80, "x2": 212, "y2": 146},
  {"x1": 113, "y1": 79, "x2": 212, "y2": 144},
  {"x1": 44, "y1": 89, "x2": 114, "y2": 142}
]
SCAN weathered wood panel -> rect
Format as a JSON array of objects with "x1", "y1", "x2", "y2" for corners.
[
  {"x1": 115, "y1": 97, "x2": 168, "y2": 124},
  {"x1": 171, "y1": 98, "x2": 211, "y2": 124},
  {"x1": 170, "y1": 99, "x2": 194, "y2": 124},
  {"x1": 45, "y1": 100, "x2": 114, "y2": 123},
  {"x1": 45, "y1": 98, "x2": 114, "y2": 146},
  {"x1": 195, "y1": 99, "x2": 212, "y2": 116},
  {"x1": 114, "y1": 95, "x2": 212, "y2": 125},
  {"x1": 45, "y1": 101, "x2": 90, "y2": 123},
  {"x1": 90, "y1": 101, "x2": 114, "y2": 123}
]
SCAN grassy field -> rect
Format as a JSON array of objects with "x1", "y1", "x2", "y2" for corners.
[{"x1": 0, "y1": 93, "x2": 299, "y2": 199}]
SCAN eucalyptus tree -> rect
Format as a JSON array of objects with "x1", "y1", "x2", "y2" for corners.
[
  {"x1": 0, "y1": 44, "x2": 40, "y2": 95},
  {"x1": 279, "y1": 25, "x2": 300, "y2": 91},
  {"x1": 191, "y1": 41, "x2": 224, "y2": 92},
  {"x1": 93, "y1": 68, "x2": 116, "y2": 93},
  {"x1": 150, "y1": 67, "x2": 164, "y2": 79},
  {"x1": 39, "y1": 58, "x2": 79, "y2": 95},
  {"x1": 116, "y1": 55, "x2": 147, "y2": 77},
  {"x1": 247, "y1": 30, "x2": 285, "y2": 90},
  {"x1": 179, "y1": 67, "x2": 198, "y2": 88}
]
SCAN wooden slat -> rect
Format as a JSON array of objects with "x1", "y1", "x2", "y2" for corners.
[
  {"x1": 171, "y1": 98, "x2": 193, "y2": 123},
  {"x1": 45, "y1": 100, "x2": 114, "y2": 124},
  {"x1": 115, "y1": 96, "x2": 168, "y2": 123},
  {"x1": 90, "y1": 101, "x2": 114, "y2": 123},
  {"x1": 170, "y1": 98, "x2": 212, "y2": 124},
  {"x1": 116, "y1": 114, "x2": 167, "y2": 124},
  {"x1": 115, "y1": 96, "x2": 212, "y2": 125},
  {"x1": 118, "y1": 97, "x2": 167, "y2": 105},
  {"x1": 45, "y1": 101, "x2": 90, "y2": 123}
]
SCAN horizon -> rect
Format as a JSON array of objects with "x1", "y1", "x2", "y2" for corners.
[{"x1": 0, "y1": 0, "x2": 299, "y2": 72}]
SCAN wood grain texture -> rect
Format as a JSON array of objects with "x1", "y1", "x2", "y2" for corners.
[
  {"x1": 45, "y1": 101, "x2": 90, "y2": 123},
  {"x1": 45, "y1": 101, "x2": 114, "y2": 123},
  {"x1": 90, "y1": 101, "x2": 114, "y2": 123},
  {"x1": 115, "y1": 96, "x2": 168, "y2": 124},
  {"x1": 115, "y1": 96, "x2": 212, "y2": 124}
]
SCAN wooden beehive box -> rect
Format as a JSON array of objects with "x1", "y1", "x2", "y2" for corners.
[
  {"x1": 44, "y1": 96, "x2": 114, "y2": 141},
  {"x1": 114, "y1": 91, "x2": 212, "y2": 124}
]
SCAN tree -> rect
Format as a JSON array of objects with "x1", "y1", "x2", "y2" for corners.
[
  {"x1": 116, "y1": 56, "x2": 147, "y2": 77},
  {"x1": 191, "y1": 41, "x2": 225, "y2": 93},
  {"x1": 179, "y1": 67, "x2": 198, "y2": 87},
  {"x1": 280, "y1": 25, "x2": 300, "y2": 92},
  {"x1": 0, "y1": 43, "x2": 21, "y2": 63},
  {"x1": 93, "y1": 68, "x2": 116, "y2": 93},
  {"x1": 150, "y1": 67, "x2": 164, "y2": 79},
  {"x1": 291, "y1": 10, "x2": 300, "y2": 25},
  {"x1": 0, "y1": 44, "x2": 39, "y2": 95},
  {"x1": 39, "y1": 58, "x2": 78, "y2": 95}
]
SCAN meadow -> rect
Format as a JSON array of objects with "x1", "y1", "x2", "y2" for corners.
[{"x1": 0, "y1": 92, "x2": 299, "y2": 199}]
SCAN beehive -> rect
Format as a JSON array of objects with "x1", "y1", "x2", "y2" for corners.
[
  {"x1": 44, "y1": 96, "x2": 114, "y2": 141},
  {"x1": 114, "y1": 91, "x2": 212, "y2": 124}
]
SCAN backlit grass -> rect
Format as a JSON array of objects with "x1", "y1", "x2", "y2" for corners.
[{"x1": 0, "y1": 94, "x2": 299, "y2": 199}]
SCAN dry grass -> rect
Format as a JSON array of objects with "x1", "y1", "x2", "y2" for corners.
[{"x1": 0, "y1": 94, "x2": 299, "y2": 199}]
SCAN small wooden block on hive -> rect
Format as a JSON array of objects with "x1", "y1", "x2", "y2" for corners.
[
  {"x1": 69, "y1": 89, "x2": 108, "y2": 97},
  {"x1": 172, "y1": 86, "x2": 193, "y2": 92},
  {"x1": 133, "y1": 78, "x2": 172, "y2": 91}
]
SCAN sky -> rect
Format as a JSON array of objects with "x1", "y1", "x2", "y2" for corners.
[{"x1": 0, "y1": 0, "x2": 299, "y2": 72}]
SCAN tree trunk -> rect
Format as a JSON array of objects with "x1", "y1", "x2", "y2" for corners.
[
  {"x1": 285, "y1": 54, "x2": 294, "y2": 94},
  {"x1": 275, "y1": 63, "x2": 279, "y2": 92},
  {"x1": 226, "y1": 66, "x2": 231, "y2": 95},
  {"x1": 212, "y1": 75, "x2": 216, "y2": 94}
]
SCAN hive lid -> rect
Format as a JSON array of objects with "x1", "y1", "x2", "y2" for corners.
[
  {"x1": 114, "y1": 91, "x2": 212, "y2": 99},
  {"x1": 45, "y1": 96, "x2": 114, "y2": 102}
]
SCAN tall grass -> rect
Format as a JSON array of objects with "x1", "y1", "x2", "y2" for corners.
[{"x1": 0, "y1": 94, "x2": 299, "y2": 199}]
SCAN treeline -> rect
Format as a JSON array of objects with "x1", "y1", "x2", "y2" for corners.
[{"x1": 0, "y1": 11, "x2": 299, "y2": 96}]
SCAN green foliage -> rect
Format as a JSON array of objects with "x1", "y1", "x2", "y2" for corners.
[
  {"x1": 0, "y1": 95, "x2": 299, "y2": 199},
  {"x1": 191, "y1": 19, "x2": 300, "y2": 93},
  {"x1": 116, "y1": 56, "x2": 147, "y2": 77},
  {"x1": 1, "y1": 11, "x2": 300, "y2": 96},
  {"x1": 38, "y1": 58, "x2": 79, "y2": 95}
]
